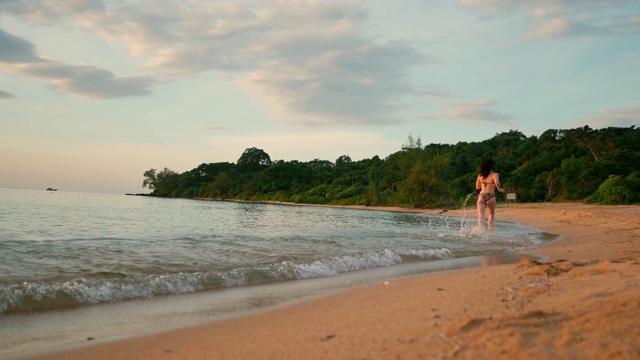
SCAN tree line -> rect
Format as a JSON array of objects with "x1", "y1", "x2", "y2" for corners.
[{"x1": 142, "y1": 126, "x2": 640, "y2": 207}]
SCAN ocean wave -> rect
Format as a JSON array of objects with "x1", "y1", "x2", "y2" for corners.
[
  {"x1": 0, "y1": 274, "x2": 207, "y2": 314},
  {"x1": 0, "y1": 248, "x2": 452, "y2": 314}
]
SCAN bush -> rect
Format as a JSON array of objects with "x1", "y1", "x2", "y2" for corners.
[
  {"x1": 305, "y1": 184, "x2": 329, "y2": 198},
  {"x1": 588, "y1": 174, "x2": 640, "y2": 204},
  {"x1": 236, "y1": 192, "x2": 250, "y2": 200},
  {"x1": 272, "y1": 191, "x2": 291, "y2": 202},
  {"x1": 332, "y1": 184, "x2": 364, "y2": 200}
]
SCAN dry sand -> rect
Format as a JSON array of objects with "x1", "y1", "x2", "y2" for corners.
[{"x1": 30, "y1": 203, "x2": 640, "y2": 359}]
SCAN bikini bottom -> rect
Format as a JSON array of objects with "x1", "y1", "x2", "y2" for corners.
[{"x1": 479, "y1": 193, "x2": 496, "y2": 204}]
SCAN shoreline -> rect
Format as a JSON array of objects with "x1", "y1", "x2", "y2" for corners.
[{"x1": 29, "y1": 203, "x2": 640, "y2": 359}]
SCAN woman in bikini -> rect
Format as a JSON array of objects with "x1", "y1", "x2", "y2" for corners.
[{"x1": 476, "y1": 159, "x2": 505, "y2": 231}]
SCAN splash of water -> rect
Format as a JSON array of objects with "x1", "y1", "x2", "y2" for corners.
[{"x1": 459, "y1": 192, "x2": 478, "y2": 232}]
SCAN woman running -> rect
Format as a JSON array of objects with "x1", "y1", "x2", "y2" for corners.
[{"x1": 476, "y1": 159, "x2": 505, "y2": 231}]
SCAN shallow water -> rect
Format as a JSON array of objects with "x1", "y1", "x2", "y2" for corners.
[{"x1": 0, "y1": 189, "x2": 553, "y2": 315}]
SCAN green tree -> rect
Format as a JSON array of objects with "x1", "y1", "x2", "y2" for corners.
[
  {"x1": 259, "y1": 160, "x2": 313, "y2": 194},
  {"x1": 208, "y1": 172, "x2": 235, "y2": 199},
  {"x1": 365, "y1": 181, "x2": 379, "y2": 206},
  {"x1": 237, "y1": 147, "x2": 272, "y2": 173},
  {"x1": 334, "y1": 155, "x2": 353, "y2": 177},
  {"x1": 399, "y1": 152, "x2": 450, "y2": 208},
  {"x1": 142, "y1": 167, "x2": 179, "y2": 197},
  {"x1": 588, "y1": 174, "x2": 639, "y2": 204},
  {"x1": 401, "y1": 133, "x2": 422, "y2": 150},
  {"x1": 142, "y1": 127, "x2": 640, "y2": 205},
  {"x1": 142, "y1": 168, "x2": 157, "y2": 190}
]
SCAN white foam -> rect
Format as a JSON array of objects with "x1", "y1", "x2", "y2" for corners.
[
  {"x1": 0, "y1": 273, "x2": 212, "y2": 314},
  {"x1": 400, "y1": 248, "x2": 453, "y2": 259}
]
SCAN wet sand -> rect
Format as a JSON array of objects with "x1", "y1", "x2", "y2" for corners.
[{"x1": 29, "y1": 203, "x2": 640, "y2": 359}]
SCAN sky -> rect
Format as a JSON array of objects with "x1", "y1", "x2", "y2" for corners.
[{"x1": 1, "y1": 0, "x2": 639, "y2": 195}]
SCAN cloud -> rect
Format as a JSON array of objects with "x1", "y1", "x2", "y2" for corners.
[
  {"x1": 136, "y1": 1, "x2": 427, "y2": 126},
  {"x1": 0, "y1": 1, "x2": 431, "y2": 126},
  {"x1": 0, "y1": 21, "x2": 158, "y2": 99},
  {"x1": 520, "y1": 17, "x2": 570, "y2": 40},
  {"x1": 418, "y1": 99, "x2": 515, "y2": 125},
  {"x1": 3, "y1": 62, "x2": 157, "y2": 99},
  {"x1": 574, "y1": 104, "x2": 640, "y2": 129},
  {"x1": 0, "y1": 0, "x2": 105, "y2": 22},
  {"x1": 0, "y1": 27, "x2": 44, "y2": 63},
  {"x1": 241, "y1": 40, "x2": 424, "y2": 127},
  {"x1": 460, "y1": 0, "x2": 640, "y2": 40},
  {"x1": 0, "y1": 89, "x2": 15, "y2": 100}
]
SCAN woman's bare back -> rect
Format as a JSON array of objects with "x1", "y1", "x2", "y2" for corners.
[{"x1": 476, "y1": 172, "x2": 502, "y2": 194}]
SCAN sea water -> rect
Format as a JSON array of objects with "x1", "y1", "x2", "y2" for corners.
[{"x1": 0, "y1": 189, "x2": 556, "y2": 356}]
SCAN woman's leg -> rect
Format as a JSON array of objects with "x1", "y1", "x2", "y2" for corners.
[
  {"x1": 477, "y1": 196, "x2": 486, "y2": 228},
  {"x1": 487, "y1": 197, "x2": 497, "y2": 231}
]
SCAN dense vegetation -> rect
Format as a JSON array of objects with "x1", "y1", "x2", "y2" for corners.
[{"x1": 142, "y1": 126, "x2": 640, "y2": 207}]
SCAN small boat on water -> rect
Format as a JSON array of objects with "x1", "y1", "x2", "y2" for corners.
[{"x1": 46, "y1": 187, "x2": 57, "y2": 191}]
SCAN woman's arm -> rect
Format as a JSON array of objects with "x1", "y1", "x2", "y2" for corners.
[
  {"x1": 494, "y1": 173, "x2": 505, "y2": 192},
  {"x1": 475, "y1": 175, "x2": 482, "y2": 190}
]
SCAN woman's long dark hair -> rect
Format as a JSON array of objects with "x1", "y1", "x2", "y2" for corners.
[{"x1": 479, "y1": 159, "x2": 495, "y2": 178}]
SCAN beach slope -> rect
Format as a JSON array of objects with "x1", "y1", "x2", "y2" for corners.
[{"x1": 32, "y1": 204, "x2": 640, "y2": 359}]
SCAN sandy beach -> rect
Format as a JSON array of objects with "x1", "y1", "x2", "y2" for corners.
[{"x1": 29, "y1": 203, "x2": 640, "y2": 359}]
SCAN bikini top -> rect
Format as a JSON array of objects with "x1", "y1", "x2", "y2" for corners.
[{"x1": 481, "y1": 176, "x2": 495, "y2": 186}]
